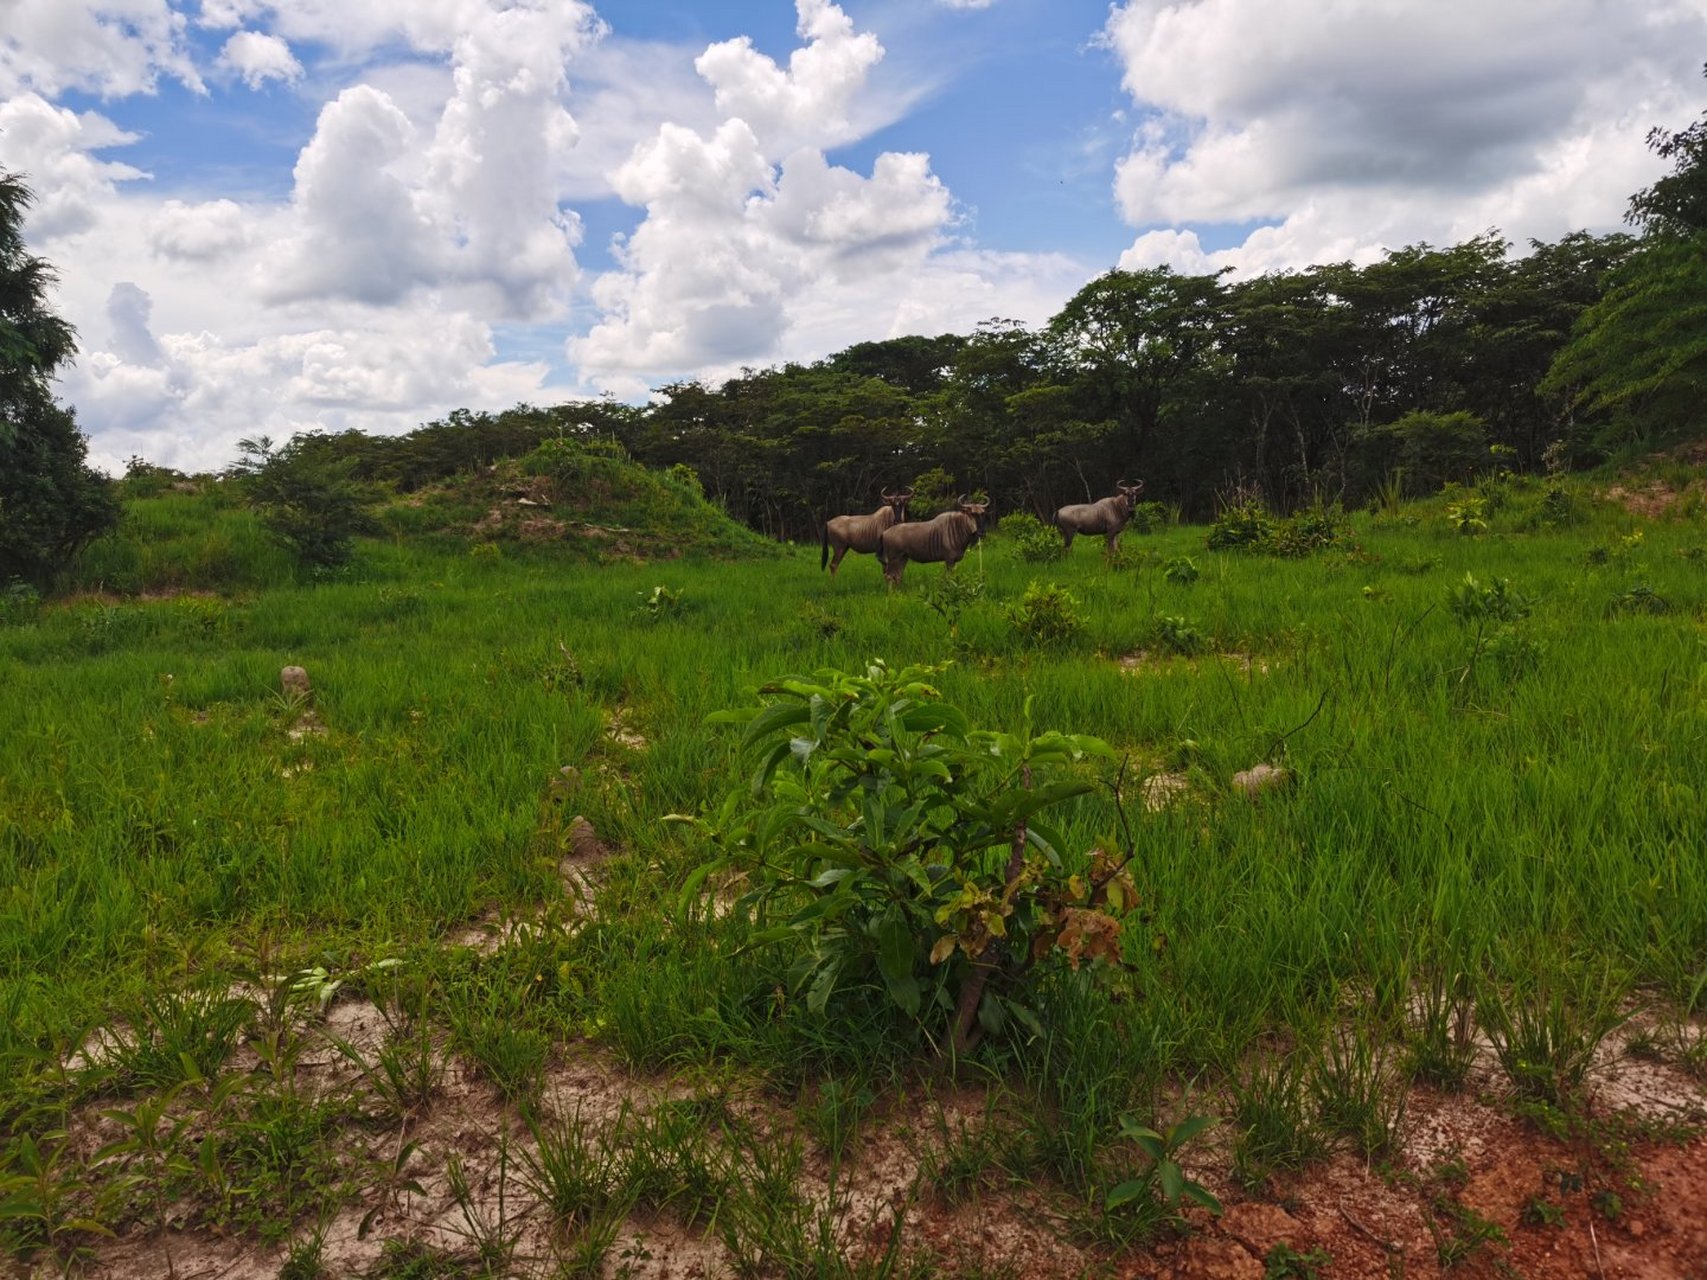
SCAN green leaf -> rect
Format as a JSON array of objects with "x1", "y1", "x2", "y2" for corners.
[
  {"x1": 1168, "y1": 1114, "x2": 1221, "y2": 1148},
  {"x1": 741, "y1": 702, "x2": 812, "y2": 752},
  {"x1": 1180, "y1": 1182, "x2": 1224, "y2": 1215},
  {"x1": 876, "y1": 912, "x2": 921, "y2": 1016},
  {"x1": 1105, "y1": 1179, "x2": 1146, "y2": 1210},
  {"x1": 677, "y1": 860, "x2": 720, "y2": 917},
  {"x1": 1158, "y1": 1160, "x2": 1184, "y2": 1206},
  {"x1": 876, "y1": 912, "x2": 914, "y2": 986},
  {"x1": 806, "y1": 959, "x2": 841, "y2": 1014},
  {"x1": 809, "y1": 866, "x2": 855, "y2": 888},
  {"x1": 750, "y1": 738, "x2": 793, "y2": 796},
  {"x1": 1006, "y1": 999, "x2": 1046, "y2": 1041}
]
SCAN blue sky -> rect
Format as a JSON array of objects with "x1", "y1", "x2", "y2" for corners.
[{"x1": 2, "y1": 0, "x2": 1702, "y2": 472}]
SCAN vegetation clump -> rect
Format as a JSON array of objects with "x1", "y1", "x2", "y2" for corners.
[{"x1": 674, "y1": 662, "x2": 1137, "y2": 1057}]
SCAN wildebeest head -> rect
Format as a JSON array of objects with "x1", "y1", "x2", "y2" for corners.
[
  {"x1": 881, "y1": 488, "x2": 915, "y2": 522},
  {"x1": 957, "y1": 493, "x2": 990, "y2": 537},
  {"x1": 1116, "y1": 479, "x2": 1145, "y2": 508}
]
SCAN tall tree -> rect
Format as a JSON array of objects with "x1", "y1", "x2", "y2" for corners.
[
  {"x1": 1045, "y1": 267, "x2": 1229, "y2": 468},
  {"x1": 0, "y1": 172, "x2": 118, "y2": 588},
  {"x1": 1544, "y1": 77, "x2": 1707, "y2": 448}
]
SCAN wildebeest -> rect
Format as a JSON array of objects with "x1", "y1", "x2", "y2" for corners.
[
  {"x1": 821, "y1": 489, "x2": 913, "y2": 575},
  {"x1": 1055, "y1": 480, "x2": 1145, "y2": 554},
  {"x1": 878, "y1": 495, "x2": 990, "y2": 586}
]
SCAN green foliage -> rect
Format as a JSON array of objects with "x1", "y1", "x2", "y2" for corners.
[
  {"x1": 998, "y1": 512, "x2": 1067, "y2": 563},
  {"x1": 1162, "y1": 556, "x2": 1199, "y2": 586},
  {"x1": 1104, "y1": 1114, "x2": 1223, "y2": 1222},
  {"x1": 1477, "y1": 957, "x2": 1630, "y2": 1108},
  {"x1": 0, "y1": 174, "x2": 120, "y2": 589},
  {"x1": 0, "y1": 581, "x2": 40, "y2": 624},
  {"x1": 636, "y1": 583, "x2": 683, "y2": 622},
  {"x1": 1151, "y1": 614, "x2": 1207, "y2": 656},
  {"x1": 241, "y1": 438, "x2": 378, "y2": 571},
  {"x1": 674, "y1": 662, "x2": 1130, "y2": 1054},
  {"x1": 1543, "y1": 234, "x2": 1707, "y2": 445},
  {"x1": 1206, "y1": 491, "x2": 1275, "y2": 550},
  {"x1": 907, "y1": 465, "x2": 957, "y2": 519},
  {"x1": 1007, "y1": 580, "x2": 1084, "y2": 646},
  {"x1": 1360, "y1": 411, "x2": 1490, "y2": 495},
  {"x1": 1267, "y1": 505, "x2": 1350, "y2": 557},
  {"x1": 1446, "y1": 573, "x2": 1529, "y2": 625},
  {"x1": 1444, "y1": 496, "x2": 1488, "y2": 536}
]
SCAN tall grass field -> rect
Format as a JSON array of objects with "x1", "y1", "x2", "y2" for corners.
[{"x1": 2, "y1": 472, "x2": 1704, "y2": 1273}]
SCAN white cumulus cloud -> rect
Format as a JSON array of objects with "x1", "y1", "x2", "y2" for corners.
[
  {"x1": 1105, "y1": 0, "x2": 1707, "y2": 274},
  {"x1": 0, "y1": 0, "x2": 204, "y2": 98},
  {"x1": 572, "y1": 0, "x2": 1076, "y2": 395},
  {"x1": 215, "y1": 30, "x2": 302, "y2": 88}
]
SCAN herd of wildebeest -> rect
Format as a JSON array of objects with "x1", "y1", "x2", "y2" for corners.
[{"x1": 821, "y1": 481, "x2": 1146, "y2": 585}]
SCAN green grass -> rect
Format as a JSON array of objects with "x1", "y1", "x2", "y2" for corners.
[{"x1": 2, "y1": 476, "x2": 1705, "y2": 1261}]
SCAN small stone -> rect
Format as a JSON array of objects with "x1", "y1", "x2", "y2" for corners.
[
  {"x1": 567, "y1": 815, "x2": 608, "y2": 862},
  {"x1": 281, "y1": 665, "x2": 312, "y2": 699},
  {"x1": 1232, "y1": 762, "x2": 1291, "y2": 799},
  {"x1": 1628, "y1": 1220, "x2": 1645, "y2": 1238}
]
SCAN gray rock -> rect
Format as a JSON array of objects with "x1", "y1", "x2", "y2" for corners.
[{"x1": 1232, "y1": 762, "x2": 1291, "y2": 799}]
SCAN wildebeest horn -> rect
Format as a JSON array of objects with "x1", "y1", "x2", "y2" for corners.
[
  {"x1": 881, "y1": 488, "x2": 896, "y2": 501},
  {"x1": 957, "y1": 493, "x2": 969, "y2": 505},
  {"x1": 899, "y1": 488, "x2": 914, "y2": 499}
]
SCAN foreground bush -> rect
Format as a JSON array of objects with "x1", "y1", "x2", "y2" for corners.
[{"x1": 673, "y1": 662, "x2": 1137, "y2": 1057}]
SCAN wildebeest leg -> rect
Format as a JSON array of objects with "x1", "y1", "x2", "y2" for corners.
[
  {"x1": 1061, "y1": 528, "x2": 1075, "y2": 550},
  {"x1": 884, "y1": 554, "x2": 906, "y2": 587},
  {"x1": 829, "y1": 544, "x2": 846, "y2": 575},
  {"x1": 1105, "y1": 532, "x2": 1119, "y2": 557}
]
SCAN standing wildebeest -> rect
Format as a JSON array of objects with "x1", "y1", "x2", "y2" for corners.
[
  {"x1": 1055, "y1": 480, "x2": 1145, "y2": 554},
  {"x1": 878, "y1": 495, "x2": 990, "y2": 586},
  {"x1": 822, "y1": 489, "x2": 913, "y2": 575}
]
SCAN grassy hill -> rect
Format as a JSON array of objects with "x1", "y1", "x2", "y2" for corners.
[{"x1": 60, "y1": 436, "x2": 772, "y2": 598}]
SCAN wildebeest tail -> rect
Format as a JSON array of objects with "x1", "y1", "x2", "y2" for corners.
[{"x1": 820, "y1": 521, "x2": 829, "y2": 571}]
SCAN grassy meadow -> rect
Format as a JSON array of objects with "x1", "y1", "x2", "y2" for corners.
[{"x1": 2, "y1": 470, "x2": 1705, "y2": 1270}]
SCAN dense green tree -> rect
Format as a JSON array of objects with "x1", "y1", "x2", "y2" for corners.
[
  {"x1": 1626, "y1": 64, "x2": 1707, "y2": 237},
  {"x1": 1544, "y1": 83, "x2": 1707, "y2": 448},
  {"x1": 238, "y1": 436, "x2": 378, "y2": 570},
  {"x1": 1045, "y1": 267, "x2": 1229, "y2": 467},
  {"x1": 0, "y1": 172, "x2": 119, "y2": 587}
]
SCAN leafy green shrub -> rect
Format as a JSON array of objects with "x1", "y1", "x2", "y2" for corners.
[
  {"x1": 637, "y1": 584, "x2": 683, "y2": 622},
  {"x1": 1446, "y1": 574, "x2": 1530, "y2": 625},
  {"x1": 674, "y1": 663, "x2": 1134, "y2": 1057},
  {"x1": 1206, "y1": 492, "x2": 1274, "y2": 550},
  {"x1": 1268, "y1": 505, "x2": 1349, "y2": 557},
  {"x1": 242, "y1": 440, "x2": 378, "y2": 571},
  {"x1": 1007, "y1": 581, "x2": 1083, "y2": 645},
  {"x1": 0, "y1": 582, "x2": 40, "y2": 625},
  {"x1": 1606, "y1": 583, "x2": 1671, "y2": 616},
  {"x1": 1445, "y1": 496, "x2": 1488, "y2": 536},
  {"x1": 1152, "y1": 615, "x2": 1207, "y2": 656},
  {"x1": 998, "y1": 512, "x2": 1065, "y2": 563},
  {"x1": 1127, "y1": 501, "x2": 1168, "y2": 534},
  {"x1": 1162, "y1": 556, "x2": 1199, "y2": 586},
  {"x1": 1104, "y1": 1114, "x2": 1222, "y2": 1228},
  {"x1": 663, "y1": 462, "x2": 703, "y2": 496}
]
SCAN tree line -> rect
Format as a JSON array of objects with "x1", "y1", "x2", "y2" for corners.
[{"x1": 2, "y1": 71, "x2": 1703, "y2": 586}]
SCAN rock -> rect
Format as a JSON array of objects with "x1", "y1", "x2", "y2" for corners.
[
  {"x1": 567, "y1": 815, "x2": 609, "y2": 862},
  {"x1": 1232, "y1": 762, "x2": 1290, "y2": 799},
  {"x1": 281, "y1": 665, "x2": 312, "y2": 700}
]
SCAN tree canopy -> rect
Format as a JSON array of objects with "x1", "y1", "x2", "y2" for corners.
[{"x1": 0, "y1": 172, "x2": 118, "y2": 588}]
